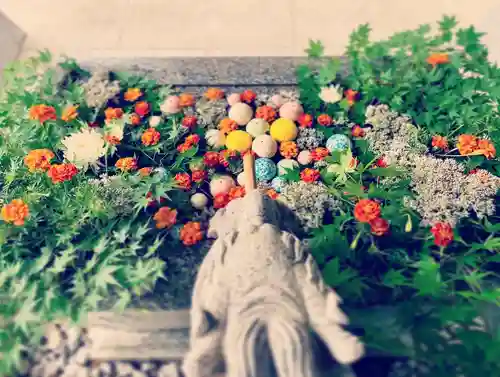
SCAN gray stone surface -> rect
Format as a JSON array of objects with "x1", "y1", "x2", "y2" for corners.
[{"x1": 0, "y1": 10, "x2": 25, "y2": 73}]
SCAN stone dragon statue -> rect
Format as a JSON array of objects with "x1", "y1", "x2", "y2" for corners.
[{"x1": 181, "y1": 189, "x2": 364, "y2": 377}]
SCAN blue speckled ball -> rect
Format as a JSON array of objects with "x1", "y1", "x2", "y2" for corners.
[
  {"x1": 271, "y1": 176, "x2": 287, "y2": 193},
  {"x1": 255, "y1": 157, "x2": 277, "y2": 182},
  {"x1": 326, "y1": 134, "x2": 352, "y2": 153}
]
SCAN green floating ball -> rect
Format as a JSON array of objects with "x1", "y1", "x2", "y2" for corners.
[
  {"x1": 255, "y1": 157, "x2": 277, "y2": 182},
  {"x1": 326, "y1": 134, "x2": 352, "y2": 153}
]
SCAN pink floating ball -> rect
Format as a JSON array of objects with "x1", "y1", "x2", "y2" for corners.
[
  {"x1": 209, "y1": 175, "x2": 235, "y2": 196},
  {"x1": 271, "y1": 94, "x2": 285, "y2": 108},
  {"x1": 227, "y1": 93, "x2": 242, "y2": 106},
  {"x1": 279, "y1": 101, "x2": 304, "y2": 121},
  {"x1": 297, "y1": 150, "x2": 312, "y2": 165},
  {"x1": 160, "y1": 95, "x2": 181, "y2": 114}
]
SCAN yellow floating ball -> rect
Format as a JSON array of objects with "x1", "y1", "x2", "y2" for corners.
[
  {"x1": 225, "y1": 130, "x2": 253, "y2": 152},
  {"x1": 270, "y1": 118, "x2": 298, "y2": 142}
]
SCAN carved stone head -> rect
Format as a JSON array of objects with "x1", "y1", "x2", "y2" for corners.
[{"x1": 207, "y1": 189, "x2": 303, "y2": 240}]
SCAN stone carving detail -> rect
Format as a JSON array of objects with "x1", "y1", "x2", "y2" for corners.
[{"x1": 182, "y1": 189, "x2": 364, "y2": 377}]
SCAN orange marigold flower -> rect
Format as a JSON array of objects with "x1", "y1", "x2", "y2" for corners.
[
  {"x1": 280, "y1": 141, "x2": 298, "y2": 159},
  {"x1": 130, "y1": 113, "x2": 141, "y2": 126},
  {"x1": 177, "y1": 142, "x2": 191, "y2": 153},
  {"x1": 61, "y1": 105, "x2": 79, "y2": 122},
  {"x1": 255, "y1": 105, "x2": 277, "y2": 123},
  {"x1": 213, "y1": 193, "x2": 230, "y2": 209},
  {"x1": 105, "y1": 135, "x2": 121, "y2": 145},
  {"x1": 351, "y1": 125, "x2": 365, "y2": 138},
  {"x1": 1, "y1": 199, "x2": 29, "y2": 226},
  {"x1": 135, "y1": 101, "x2": 150, "y2": 117},
  {"x1": 430, "y1": 222, "x2": 454, "y2": 247},
  {"x1": 219, "y1": 149, "x2": 238, "y2": 167},
  {"x1": 175, "y1": 172, "x2": 191, "y2": 190},
  {"x1": 266, "y1": 188, "x2": 279, "y2": 200},
  {"x1": 218, "y1": 118, "x2": 238, "y2": 134},
  {"x1": 300, "y1": 168, "x2": 320, "y2": 183},
  {"x1": 141, "y1": 128, "x2": 161, "y2": 146},
  {"x1": 228, "y1": 186, "x2": 246, "y2": 201},
  {"x1": 179, "y1": 93, "x2": 195, "y2": 107},
  {"x1": 298, "y1": 113, "x2": 313, "y2": 128},
  {"x1": 182, "y1": 115, "x2": 198, "y2": 129},
  {"x1": 185, "y1": 134, "x2": 201, "y2": 146},
  {"x1": 204, "y1": 87, "x2": 225, "y2": 101},
  {"x1": 369, "y1": 217, "x2": 390, "y2": 236},
  {"x1": 354, "y1": 199, "x2": 381, "y2": 223},
  {"x1": 432, "y1": 135, "x2": 449, "y2": 151},
  {"x1": 24, "y1": 149, "x2": 55, "y2": 172},
  {"x1": 124, "y1": 88, "x2": 143, "y2": 102},
  {"x1": 349, "y1": 157, "x2": 359, "y2": 169},
  {"x1": 180, "y1": 221, "x2": 204, "y2": 246},
  {"x1": 138, "y1": 167, "x2": 153, "y2": 177},
  {"x1": 191, "y1": 170, "x2": 207, "y2": 183},
  {"x1": 115, "y1": 157, "x2": 138, "y2": 172},
  {"x1": 457, "y1": 134, "x2": 478, "y2": 155},
  {"x1": 310, "y1": 147, "x2": 329, "y2": 162},
  {"x1": 317, "y1": 114, "x2": 333, "y2": 126},
  {"x1": 47, "y1": 163, "x2": 78, "y2": 183},
  {"x1": 154, "y1": 207, "x2": 177, "y2": 229},
  {"x1": 477, "y1": 139, "x2": 496, "y2": 159},
  {"x1": 426, "y1": 53, "x2": 450, "y2": 67},
  {"x1": 29, "y1": 104, "x2": 57, "y2": 124},
  {"x1": 345, "y1": 89, "x2": 358, "y2": 106},
  {"x1": 240, "y1": 89, "x2": 257, "y2": 104},
  {"x1": 105, "y1": 107, "x2": 124, "y2": 120},
  {"x1": 203, "y1": 151, "x2": 220, "y2": 167}
]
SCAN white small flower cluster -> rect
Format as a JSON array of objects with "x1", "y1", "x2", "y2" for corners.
[
  {"x1": 405, "y1": 156, "x2": 500, "y2": 226},
  {"x1": 194, "y1": 97, "x2": 227, "y2": 128},
  {"x1": 365, "y1": 104, "x2": 500, "y2": 226},
  {"x1": 296, "y1": 128, "x2": 326, "y2": 151},
  {"x1": 88, "y1": 175, "x2": 136, "y2": 217},
  {"x1": 82, "y1": 70, "x2": 121, "y2": 108},
  {"x1": 278, "y1": 181, "x2": 339, "y2": 230}
]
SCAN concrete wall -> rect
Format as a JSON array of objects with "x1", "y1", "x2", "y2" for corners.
[
  {"x1": 1, "y1": 1, "x2": 500, "y2": 63},
  {"x1": 0, "y1": 10, "x2": 25, "y2": 72}
]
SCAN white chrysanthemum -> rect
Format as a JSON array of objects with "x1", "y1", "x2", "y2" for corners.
[
  {"x1": 62, "y1": 128, "x2": 107, "y2": 169},
  {"x1": 319, "y1": 84, "x2": 343, "y2": 104}
]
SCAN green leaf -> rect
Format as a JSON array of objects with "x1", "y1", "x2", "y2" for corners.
[
  {"x1": 318, "y1": 58, "x2": 341, "y2": 85},
  {"x1": 305, "y1": 39, "x2": 324, "y2": 58},
  {"x1": 322, "y1": 258, "x2": 358, "y2": 287},
  {"x1": 483, "y1": 237, "x2": 500, "y2": 252},
  {"x1": 413, "y1": 256, "x2": 444, "y2": 297},
  {"x1": 281, "y1": 166, "x2": 301, "y2": 182},
  {"x1": 180, "y1": 145, "x2": 199, "y2": 159},
  {"x1": 368, "y1": 166, "x2": 405, "y2": 177},
  {"x1": 382, "y1": 269, "x2": 407, "y2": 287}
]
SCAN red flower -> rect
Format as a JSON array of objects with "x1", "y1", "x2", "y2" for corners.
[
  {"x1": 29, "y1": 104, "x2": 57, "y2": 124},
  {"x1": 154, "y1": 207, "x2": 177, "y2": 229},
  {"x1": 177, "y1": 142, "x2": 191, "y2": 153},
  {"x1": 426, "y1": 53, "x2": 450, "y2": 67},
  {"x1": 375, "y1": 157, "x2": 388, "y2": 168},
  {"x1": 130, "y1": 113, "x2": 141, "y2": 126},
  {"x1": 138, "y1": 167, "x2": 153, "y2": 177},
  {"x1": 317, "y1": 114, "x2": 333, "y2": 126},
  {"x1": 115, "y1": 157, "x2": 138, "y2": 172},
  {"x1": 180, "y1": 221, "x2": 204, "y2": 246},
  {"x1": 185, "y1": 134, "x2": 200, "y2": 146},
  {"x1": 369, "y1": 217, "x2": 390, "y2": 236},
  {"x1": 182, "y1": 116, "x2": 198, "y2": 129},
  {"x1": 431, "y1": 135, "x2": 449, "y2": 151},
  {"x1": 47, "y1": 163, "x2": 78, "y2": 183},
  {"x1": 266, "y1": 189, "x2": 279, "y2": 200},
  {"x1": 457, "y1": 134, "x2": 478, "y2": 155},
  {"x1": 191, "y1": 170, "x2": 207, "y2": 183},
  {"x1": 240, "y1": 89, "x2": 257, "y2": 104},
  {"x1": 135, "y1": 101, "x2": 150, "y2": 117},
  {"x1": 298, "y1": 113, "x2": 313, "y2": 128},
  {"x1": 228, "y1": 186, "x2": 246, "y2": 200},
  {"x1": 219, "y1": 149, "x2": 238, "y2": 167},
  {"x1": 203, "y1": 151, "x2": 220, "y2": 168},
  {"x1": 354, "y1": 199, "x2": 381, "y2": 223},
  {"x1": 310, "y1": 147, "x2": 329, "y2": 162},
  {"x1": 430, "y1": 222, "x2": 454, "y2": 247},
  {"x1": 179, "y1": 93, "x2": 195, "y2": 107},
  {"x1": 300, "y1": 168, "x2": 320, "y2": 183},
  {"x1": 255, "y1": 106, "x2": 277, "y2": 123},
  {"x1": 345, "y1": 89, "x2": 358, "y2": 106},
  {"x1": 105, "y1": 107, "x2": 123, "y2": 120},
  {"x1": 174, "y1": 172, "x2": 191, "y2": 190},
  {"x1": 351, "y1": 125, "x2": 365, "y2": 138},
  {"x1": 213, "y1": 193, "x2": 230, "y2": 209}
]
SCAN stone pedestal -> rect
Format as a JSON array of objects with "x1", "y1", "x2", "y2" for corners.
[{"x1": 0, "y1": 11, "x2": 25, "y2": 72}]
